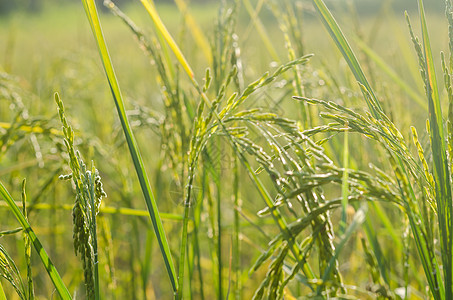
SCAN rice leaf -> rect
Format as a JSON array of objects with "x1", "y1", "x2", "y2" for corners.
[
  {"x1": 174, "y1": 0, "x2": 212, "y2": 65},
  {"x1": 140, "y1": 0, "x2": 195, "y2": 82},
  {"x1": 417, "y1": 0, "x2": 452, "y2": 297},
  {"x1": 80, "y1": 0, "x2": 178, "y2": 293},
  {"x1": 0, "y1": 182, "x2": 71, "y2": 299},
  {"x1": 21, "y1": 180, "x2": 34, "y2": 300}
]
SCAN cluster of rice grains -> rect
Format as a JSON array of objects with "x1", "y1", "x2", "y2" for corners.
[{"x1": 56, "y1": 93, "x2": 107, "y2": 299}]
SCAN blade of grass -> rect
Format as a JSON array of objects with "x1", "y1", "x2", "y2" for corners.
[
  {"x1": 417, "y1": 0, "x2": 453, "y2": 298},
  {"x1": 140, "y1": 0, "x2": 195, "y2": 82},
  {"x1": 174, "y1": 0, "x2": 212, "y2": 65},
  {"x1": 312, "y1": 0, "x2": 383, "y2": 118},
  {"x1": 80, "y1": 0, "x2": 178, "y2": 293},
  {"x1": 233, "y1": 157, "x2": 241, "y2": 300},
  {"x1": 216, "y1": 156, "x2": 223, "y2": 300},
  {"x1": 0, "y1": 181, "x2": 71, "y2": 300},
  {"x1": 21, "y1": 180, "x2": 34, "y2": 300}
]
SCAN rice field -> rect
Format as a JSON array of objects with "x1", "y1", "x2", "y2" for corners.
[{"x1": 1, "y1": 0, "x2": 453, "y2": 299}]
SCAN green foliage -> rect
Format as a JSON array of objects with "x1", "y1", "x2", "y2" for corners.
[
  {"x1": 0, "y1": 182, "x2": 71, "y2": 299},
  {"x1": 4, "y1": 0, "x2": 453, "y2": 298}
]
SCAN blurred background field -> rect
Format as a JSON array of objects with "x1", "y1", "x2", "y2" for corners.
[
  {"x1": 0, "y1": 0, "x2": 449, "y2": 299},
  {"x1": 0, "y1": 1, "x2": 443, "y2": 126}
]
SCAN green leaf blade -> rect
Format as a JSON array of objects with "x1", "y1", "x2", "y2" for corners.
[
  {"x1": 418, "y1": 0, "x2": 452, "y2": 298},
  {"x1": 80, "y1": 0, "x2": 178, "y2": 293},
  {"x1": 0, "y1": 182, "x2": 72, "y2": 300}
]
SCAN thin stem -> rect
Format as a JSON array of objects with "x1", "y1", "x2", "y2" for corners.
[{"x1": 89, "y1": 166, "x2": 100, "y2": 300}]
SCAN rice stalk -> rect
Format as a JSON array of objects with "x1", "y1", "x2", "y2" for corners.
[
  {"x1": 139, "y1": 1, "x2": 328, "y2": 296},
  {"x1": 297, "y1": 3, "x2": 453, "y2": 292},
  {"x1": 55, "y1": 92, "x2": 106, "y2": 300},
  {"x1": 21, "y1": 179, "x2": 34, "y2": 300},
  {"x1": 296, "y1": 92, "x2": 444, "y2": 297},
  {"x1": 266, "y1": 0, "x2": 311, "y2": 128},
  {"x1": 409, "y1": 0, "x2": 452, "y2": 297},
  {"x1": 340, "y1": 126, "x2": 349, "y2": 235}
]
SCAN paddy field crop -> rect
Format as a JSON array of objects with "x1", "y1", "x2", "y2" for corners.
[{"x1": 1, "y1": 0, "x2": 453, "y2": 299}]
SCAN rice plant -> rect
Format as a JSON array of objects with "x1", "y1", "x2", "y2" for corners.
[
  {"x1": 55, "y1": 92, "x2": 107, "y2": 300},
  {"x1": 4, "y1": 0, "x2": 453, "y2": 298}
]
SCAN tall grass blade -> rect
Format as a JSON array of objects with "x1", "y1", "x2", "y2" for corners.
[
  {"x1": 80, "y1": 0, "x2": 178, "y2": 293},
  {"x1": 312, "y1": 0, "x2": 383, "y2": 117},
  {"x1": 174, "y1": 0, "x2": 212, "y2": 65},
  {"x1": 140, "y1": 0, "x2": 195, "y2": 82},
  {"x1": 21, "y1": 180, "x2": 34, "y2": 300},
  {"x1": 0, "y1": 181, "x2": 72, "y2": 299},
  {"x1": 417, "y1": 0, "x2": 452, "y2": 297}
]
